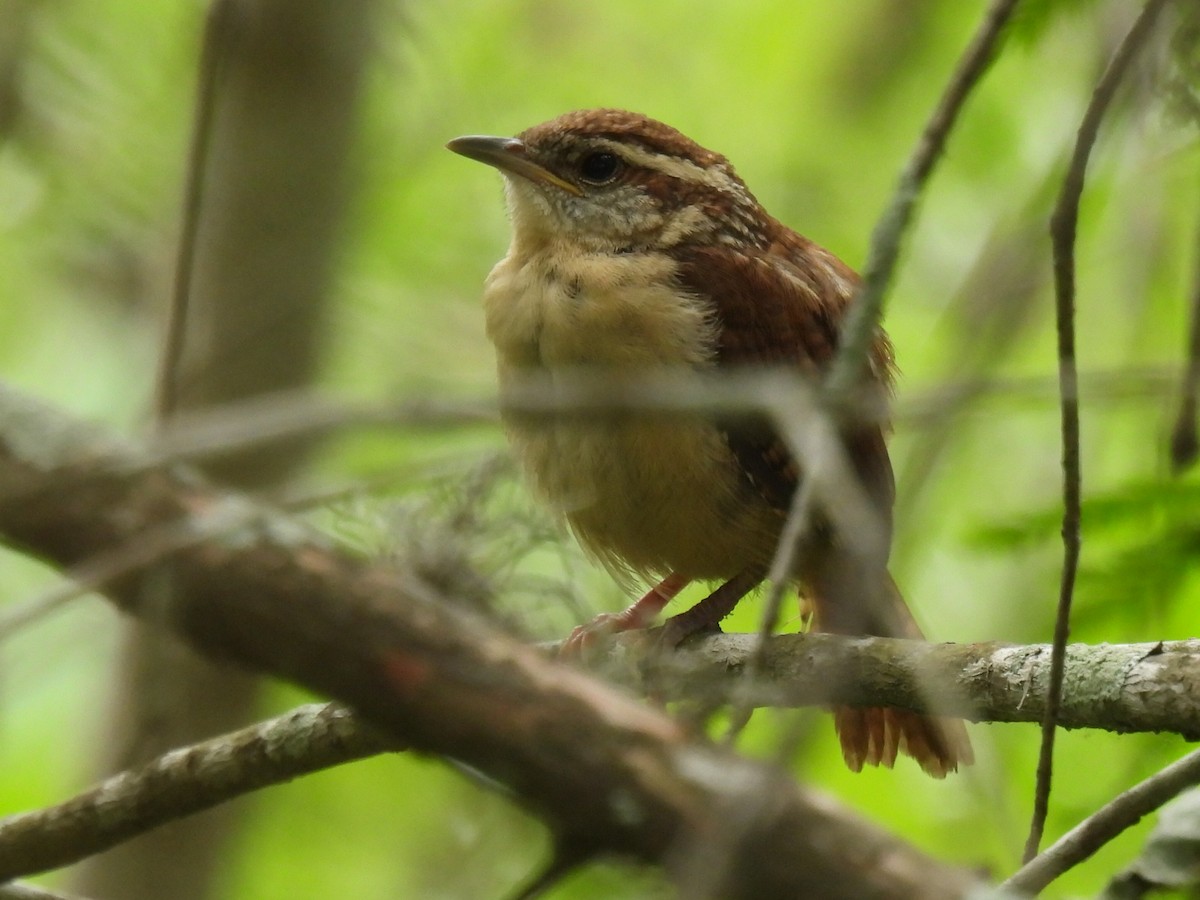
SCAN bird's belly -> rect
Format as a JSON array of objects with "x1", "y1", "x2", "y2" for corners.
[
  {"x1": 485, "y1": 246, "x2": 781, "y2": 579},
  {"x1": 506, "y1": 415, "x2": 779, "y2": 579}
]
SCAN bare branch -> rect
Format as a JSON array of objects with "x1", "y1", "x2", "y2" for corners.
[
  {"x1": 1170, "y1": 206, "x2": 1200, "y2": 473},
  {"x1": 0, "y1": 505, "x2": 266, "y2": 641},
  {"x1": 154, "y1": 0, "x2": 234, "y2": 420},
  {"x1": 722, "y1": 475, "x2": 818, "y2": 742},
  {"x1": 1005, "y1": 747, "x2": 1200, "y2": 896},
  {"x1": 603, "y1": 632, "x2": 1200, "y2": 738},
  {"x1": 826, "y1": 0, "x2": 1020, "y2": 399},
  {"x1": 0, "y1": 704, "x2": 394, "y2": 882},
  {"x1": 4, "y1": 632, "x2": 1196, "y2": 884},
  {"x1": 0, "y1": 884, "x2": 87, "y2": 900},
  {"x1": 0, "y1": 382, "x2": 981, "y2": 899},
  {"x1": 1029, "y1": 0, "x2": 1174, "y2": 862},
  {"x1": 136, "y1": 366, "x2": 1183, "y2": 472}
]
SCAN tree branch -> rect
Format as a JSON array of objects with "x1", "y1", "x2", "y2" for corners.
[
  {"x1": 131, "y1": 366, "x2": 1183, "y2": 473},
  {"x1": 0, "y1": 383, "x2": 981, "y2": 899},
  {"x1": 1004, "y1": 747, "x2": 1200, "y2": 896},
  {"x1": 0, "y1": 884, "x2": 85, "y2": 900},
  {"x1": 4, "y1": 380, "x2": 1200, "y2": 895},
  {"x1": 0, "y1": 704, "x2": 394, "y2": 882},
  {"x1": 826, "y1": 0, "x2": 1020, "y2": 399},
  {"x1": 1030, "y1": 0, "x2": 1174, "y2": 861},
  {"x1": 5, "y1": 623, "x2": 1196, "y2": 887},
  {"x1": 598, "y1": 632, "x2": 1200, "y2": 737},
  {"x1": 1169, "y1": 201, "x2": 1200, "y2": 473}
]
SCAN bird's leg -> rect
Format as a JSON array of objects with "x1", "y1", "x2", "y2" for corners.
[
  {"x1": 659, "y1": 568, "x2": 763, "y2": 646},
  {"x1": 561, "y1": 571, "x2": 690, "y2": 655}
]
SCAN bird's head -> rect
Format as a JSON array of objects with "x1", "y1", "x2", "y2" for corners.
[{"x1": 447, "y1": 108, "x2": 770, "y2": 255}]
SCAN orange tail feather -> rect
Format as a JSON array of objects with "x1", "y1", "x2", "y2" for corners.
[
  {"x1": 834, "y1": 707, "x2": 973, "y2": 778},
  {"x1": 807, "y1": 549, "x2": 973, "y2": 777}
]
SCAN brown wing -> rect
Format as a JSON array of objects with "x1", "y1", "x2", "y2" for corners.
[
  {"x1": 675, "y1": 232, "x2": 896, "y2": 527},
  {"x1": 678, "y1": 232, "x2": 973, "y2": 776}
]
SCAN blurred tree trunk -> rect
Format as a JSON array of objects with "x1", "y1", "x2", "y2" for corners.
[
  {"x1": 70, "y1": 2, "x2": 374, "y2": 898},
  {"x1": 0, "y1": 0, "x2": 38, "y2": 139}
]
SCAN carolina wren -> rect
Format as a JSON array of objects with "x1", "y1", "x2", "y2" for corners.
[{"x1": 448, "y1": 109, "x2": 972, "y2": 776}]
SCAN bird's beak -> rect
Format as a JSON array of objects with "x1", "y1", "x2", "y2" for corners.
[{"x1": 446, "y1": 135, "x2": 584, "y2": 197}]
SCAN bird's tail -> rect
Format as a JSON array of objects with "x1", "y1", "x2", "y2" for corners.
[
  {"x1": 830, "y1": 704, "x2": 972, "y2": 779},
  {"x1": 807, "y1": 554, "x2": 973, "y2": 778}
]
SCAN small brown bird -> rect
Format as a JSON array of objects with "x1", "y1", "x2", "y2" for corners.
[{"x1": 448, "y1": 109, "x2": 972, "y2": 776}]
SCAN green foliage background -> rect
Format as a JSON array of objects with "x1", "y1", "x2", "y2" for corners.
[{"x1": 1, "y1": 0, "x2": 1198, "y2": 897}]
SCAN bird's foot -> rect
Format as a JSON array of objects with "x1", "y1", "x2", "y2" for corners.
[{"x1": 560, "y1": 572, "x2": 690, "y2": 658}]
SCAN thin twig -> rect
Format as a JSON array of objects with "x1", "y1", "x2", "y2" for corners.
[
  {"x1": 133, "y1": 366, "x2": 1182, "y2": 474},
  {"x1": 1025, "y1": 0, "x2": 1173, "y2": 863},
  {"x1": 154, "y1": 0, "x2": 234, "y2": 420},
  {"x1": 1005, "y1": 747, "x2": 1200, "y2": 895},
  {"x1": 722, "y1": 475, "x2": 818, "y2": 743},
  {"x1": 735, "y1": 0, "x2": 1020, "y2": 751},
  {"x1": 0, "y1": 451, "x2": 494, "y2": 641},
  {"x1": 148, "y1": 391, "x2": 495, "y2": 465},
  {"x1": 0, "y1": 518, "x2": 218, "y2": 641},
  {"x1": 0, "y1": 704, "x2": 396, "y2": 881},
  {"x1": 0, "y1": 884, "x2": 87, "y2": 900},
  {"x1": 899, "y1": 366, "x2": 1178, "y2": 425},
  {"x1": 826, "y1": 0, "x2": 1021, "y2": 400},
  {"x1": 1169, "y1": 206, "x2": 1200, "y2": 473}
]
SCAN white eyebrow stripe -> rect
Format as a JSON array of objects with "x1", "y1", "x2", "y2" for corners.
[{"x1": 593, "y1": 139, "x2": 739, "y2": 193}]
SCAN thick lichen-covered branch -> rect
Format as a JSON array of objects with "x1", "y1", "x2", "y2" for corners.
[{"x1": 602, "y1": 632, "x2": 1200, "y2": 738}]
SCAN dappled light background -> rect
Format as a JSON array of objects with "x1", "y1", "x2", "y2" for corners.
[{"x1": 1, "y1": 0, "x2": 1198, "y2": 897}]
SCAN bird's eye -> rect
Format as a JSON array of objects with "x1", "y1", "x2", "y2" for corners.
[{"x1": 577, "y1": 151, "x2": 622, "y2": 185}]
